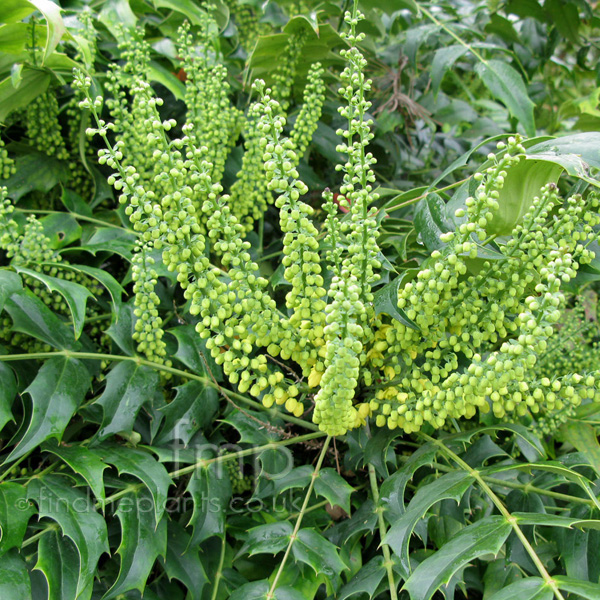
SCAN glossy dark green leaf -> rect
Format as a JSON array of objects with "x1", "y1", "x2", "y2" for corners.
[
  {"x1": 229, "y1": 581, "x2": 306, "y2": 600},
  {"x1": 554, "y1": 575, "x2": 600, "y2": 599},
  {"x1": 327, "y1": 499, "x2": 377, "y2": 546},
  {"x1": 560, "y1": 421, "x2": 600, "y2": 477},
  {"x1": 485, "y1": 159, "x2": 563, "y2": 236},
  {"x1": 431, "y1": 45, "x2": 468, "y2": 99},
  {"x1": 0, "y1": 549, "x2": 32, "y2": 599},
  {"x1": 45, "y1": 263, "x2": 124, "y2": 311},
  {"x1": 292, "y1": 528, "x2": 346, "y2": 579},
  {"x1": 162, "y1": 520, "x2": 208, "y2": 600},
  {"x1": 0, "y1": 361, "x2": 16, "y2": 431},
  {"x1": 545, "y1": 0, "x2": 580, "y2": 42},
  {"x1": 35, "y1": 529, "x2": 82, "y2": 600},
  {"x1": 40, "y1": 213, "x2": 82, "y2": 249},
  {"x1": 475, "y1": 59, "x2": 535, "y2": 137},
  {"x1": 403, "y1": 516, "x2": 512, "y2": 600},
  {"x1": 105, "y1": 302, "x2": 136, "y2": 356},
  {"x1": 314, "y1": 468, "x2": 354, "y2": 513},
  {"x1": 373, "y1": 274, "x2": 418, "y2": 331},
  {"x1": 187, "y1": 462, "x2": 231, "y2": 546},
  {"x1": 338, "y1": 556, "x2": 386, "y2": 600},
  {"x1": 3, "y1": 289, "x2": 80, "y2": 350},
  {"x1": 414, "y1": 193, "x2": 453, "y2": 252},
  {"x1": 170, "y1": 324, "x2": 222, "y2": 380},
  {"x1": 28, "y1": 475, "x2": 108, "y2": 598},
  {"x1": 14, "y1": 266, "x2": 94, "y2": 340},
  {"x1": 269, "y1": 465, "x2": 313, "y2": 498},
  {"x1": 155, "y1": 380, "x2": 219, "y2": 446},
  {"x1": 77, "y1": 227, "x2": 136, "y2": 261},
  {"x1": 93, "y1": 445, "x2": 172, "y2": 521},
  {"x1": 0, "y1": 482, "x2": 35, "y2": 556},
  {"x1": 383, "y1": 471, "x2": 473, "y2": 575},
  {"x1": 104, "y1": 488, "x2": 167, "y2": 600},
  {"x1": 0, "y1": 70, "x2": 51, "y2": 123},
  {"x1": 512, "y1": 512, "x2": 600, "y2": 530},
  {"x1": 94, "y1": 361, "x2": 160, "y2": 440},
  {"x1": 4, "y1": 154, "x2": 67, "y2": 202},
  {"x1": 242, "y1": 522, "x2": 293, "y2": 556},
  {"x1": 380, "y1": 443, "x2": 438, "y2": 522},
  {"x1": 42, "y1": 442, "x2": 108, "y2": 504},
  {"x1": 222, "y1": 410, "x2": 279, "y2": 445},
  {"x1": 486, "y1": 577, "x2": 552, "y2": 600},
  {"x1": 0, "y1": 270, "x2": 22, "y2": 313},
  {"x1": 6, "y1": 356, "x2": 91, "y2": 463}
]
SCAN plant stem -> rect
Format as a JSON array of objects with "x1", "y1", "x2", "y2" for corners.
[
  {"x1": 422, "y1": 434, "x2": 566, "y2": 600},
  {"x1": 0, "y1": 350, "x2": 319, "y2": 432},
  {"x1": 211, "y1": 535, "x2": 227, "y2": 600},
  {"x1": 383, "y1": 177, "x2": 468, "y2": 213},
  {"x1": 16, "y1": 208, "x2": 131, "y2": 232},
  {"x1": 267, "y1": 435, "x2": 332, "y2": 599},
  {"x1": 0, "y1": 449, "x2": 34, "y2": 483},
  {"x1": 368, "y1": 463, "x2": 398, "y2": 600}
]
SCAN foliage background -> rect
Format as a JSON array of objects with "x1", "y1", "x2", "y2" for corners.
[{"x1": 1, "y1": 1, "x2": 600, "y2": 600}]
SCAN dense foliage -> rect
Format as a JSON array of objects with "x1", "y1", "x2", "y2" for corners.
[{"x1": 1, "y1": 1, "x2": 600, "y2": 599}]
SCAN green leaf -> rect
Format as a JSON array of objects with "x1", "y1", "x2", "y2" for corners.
[
  {"x1": 314, "y1": 468, "x2": 354, "y2": 513},
  {"x1": 93, "y1": 445, "x2": 172, "y2": 521},
  {"x1": 229, "y1": 581, "x2": 306, "y2": 600},
  {"x1": 0, "y1": 68, "x2": 51, "y2": 123},
  {"x1": 40, "y1": 213, "x2": 82, "y2": 249},
  {"x1": 13, "y1": 266, "x2": 94, "y2": 340},
  {"x1": 512, "y1": 512, "x2": 600, "y2": 530},
  {"x1": 486, "y1": 578, "x2": 552, "y2": 600},
  {"x1": 44, "y1": 263, "x2": 124, "y2": 310},
  {"x1": 485, "y1": 159, "x2": 563, "y2": 236},
  {"x1": 0, "y1": 549, "x2": 32, "y2": 599},
  {"x1": 0, "y1": 0, "x2": 36, "y2": 22},
  {"x1": 414, "y1": 193, "x2": 454, "y2": 251},
  {"x1": 373, "y1": 274, "x2": 418, "y2": 331},
  {"x1": 35, "y1": 529, "x2": 82, "y2": 600},
  {"x1": 269, "y1": 465, "x2": 313, "y2": 497},
  {"x1": 338, "y1": 556, "x2": 386, "y2": 600},
  {"x1": 380, "y1": 443, "x2": 438, "y2": 522},
  {"x1": 292, "y1": 528, "x2": 346, "y2": 579},
  {"x1": 545, "y1": 0, "x2": 580, "y2": 43},
  {"x1": 526, "y1": 132, "x2": 600, "y2": 187},
  {"x1": 148, "y1": 61, "x2": 185, "y2": 101},
  {"x1": 3, "y1": 289, "x2": 80, "y2": 350},
  {"x1": 383, "y1": 471, "x2": 473, "y2": 575},
  {"x1": 554, "y1": 575, "x2": 600, "y2": 599},
  {"x1": 0, "y1": 270, "x2": 21, "y2": 314},
  {"x1": 42, "y1": 442, "x2": 108, "y2": 504},
  {"x1": 98, "y1": 0, "x2": 136, "y2": 36},
  {"x1": 403, "y1": 516, "x2": 512, "y2": 600},
  {"x1": 0, "y1": 482, "x2": 35, "y2": 556},
  {"x1": 2, "y1": 152, "x2": 66, "y2": 200},
  {"x1": 187, "y1": 463, "x2": 231, "y2": 546},
  {"x1": 0, "y1": 23, "x2": 31, "y2": 55},
  {"x1": 0, "y1": 361, "x2": 16, "y2": 431},
  {"x1": 155, "y1": 381, "x2": 218, "y2": 446},
  {"x1": 170, "y1": 324, "x2": 222, "y2": 380},
  {"x1": 475, "y1": 59, "x2": 535, "y2": 137},
  {"x1": 94, "y1": 361, "x2": 160, "y2": 440},
  {"x1": 6, "y1": 356, "x2": 91, "y2": 463},
  {"x1": 28, "y1": 475, "x2": 109, "y2": 597},
  {"x1": 76, "y1": 227, "x2": 136, "y2": 261},
  {"x1": 105, "y1": 302, "x2": 136, "y2": 356},
  {"x1": 162, "y1": 520, "x2": 208, "y2": 600},
  {"x1": 560, "y1": 422, "x2": 600, "y2": 477},
  {"x1": 431, "y1": 45, "x2": 469, "y2": 98},
  {"x1": 242, "y1": 522, "x2": 293, "y2": 556},
  {"x1": 104, "y1": 488, "x2": 167, "y2": 600},
  {"x1": 25, "y1": 0, "x2": 66, "y2": 64},
  {"x1": 152, "y1": 0, "x2": 205, "y2": 24}
]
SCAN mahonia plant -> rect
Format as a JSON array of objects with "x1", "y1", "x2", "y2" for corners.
[{"x1": 75, "y1": 5, "x2": 600, "y2": 440}]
